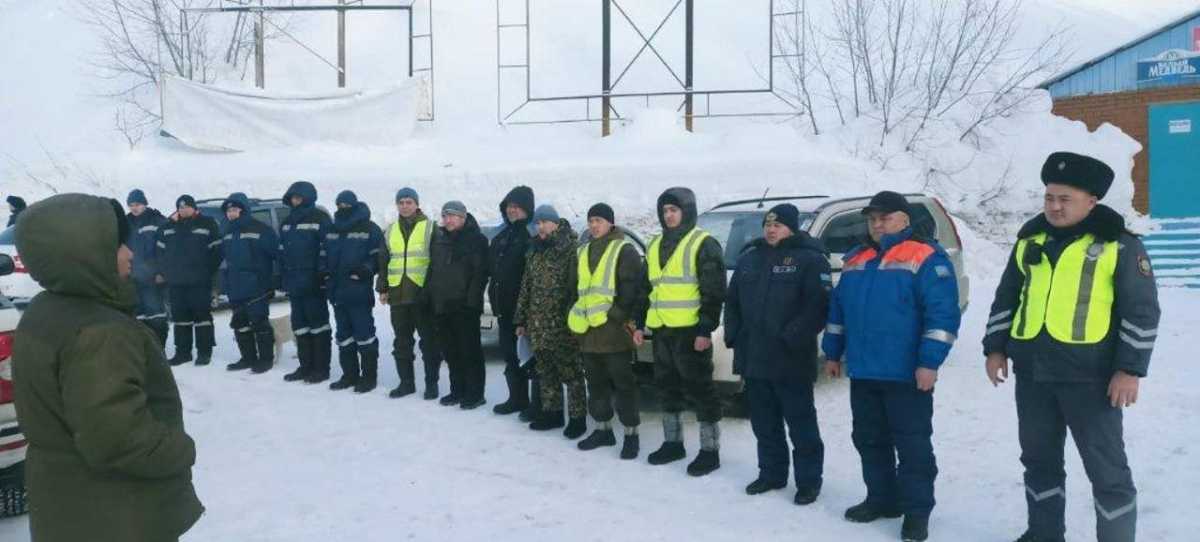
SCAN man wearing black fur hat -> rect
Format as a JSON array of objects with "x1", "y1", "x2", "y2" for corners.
[
  {"x1": 489, "y1": 186, "x2": 538, "y2": 418},
  {"x1": 983, "y1": 152, "x2": 1160, "y2": 542}
]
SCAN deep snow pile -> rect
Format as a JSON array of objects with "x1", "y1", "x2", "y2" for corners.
[{"x1": 1, "y1": 275, "x2": 1196, "y2": 542}]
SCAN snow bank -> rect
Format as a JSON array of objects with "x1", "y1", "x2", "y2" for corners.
[{"x1": 160, "y1": 75, "x2": 419, "y2": 152}]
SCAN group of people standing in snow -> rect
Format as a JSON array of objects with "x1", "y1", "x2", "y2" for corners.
[{"x1": 8, "y1": 151, "x2": 1159, "y2": 542}]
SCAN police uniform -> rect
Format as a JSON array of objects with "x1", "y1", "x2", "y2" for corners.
[
  {"x1": 983, "y1": 152, "x2": 1160, "y2": 542},
  {"x1": 377, "y1": 188, "x2": 443, "y2": 399},
  {"x1": 158, "y1": 195, "x2": 223, "y2": 366},
  {"x1": 642, "y1": 187, "x2": 727, "y2": 476}
]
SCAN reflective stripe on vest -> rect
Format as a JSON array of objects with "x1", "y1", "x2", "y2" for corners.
[
  {"x1": 645, "y1": 229, "x2": 710, "y2": 329},
  {"x1": 568, "y1": 239, "x2": 629, "y2": 334},
  {"x1": 387, "y1": 219, "x2": 432, "y2": 288},
  {"x1": 1011, "y1": 232, "x2": 1118, "y2": 344}
]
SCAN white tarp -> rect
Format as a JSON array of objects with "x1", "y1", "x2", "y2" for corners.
[{"x1": 161, "y1": 75, "x2": 418, "y2": 151}]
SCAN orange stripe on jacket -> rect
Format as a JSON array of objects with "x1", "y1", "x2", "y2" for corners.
[
  {"x1": 843, "y1": 248, "x2": 878, "y2": 271},
  {"x1": 879, "y1": 240, "x2": 934, "y2": 273}
]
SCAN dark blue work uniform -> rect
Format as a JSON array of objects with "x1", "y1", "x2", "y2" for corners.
[
  {"x1": 158, "y1": 201, "x2": 223, "y2": 364},
  {"x1": 280, "y1": 181, "x2": 334, "y2": 383},
  {"x1": 725, "y1": 233, "x2": 830, "y2": 496},
  {"x1": 220, "y1": 193, "x2": 279, "y2": 373},
  {"x1": 325, "y1": 191, "x2": 384, "y2": 393},
  {"x1": 127, "y1": 206, "x2": 170, "y2": 347}
]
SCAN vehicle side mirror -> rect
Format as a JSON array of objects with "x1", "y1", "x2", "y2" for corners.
[{"x1": 0, "y1": 254, "x2": 14, "y2": 277}]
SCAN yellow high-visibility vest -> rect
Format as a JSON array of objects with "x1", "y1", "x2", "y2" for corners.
[
  {"x1": 645, "y1": 228, "x2": 710, "y2": 329},
  {"x1": 568, "y1": 238, "x2": 629, "y2": 334},
  {"x1": 387, "y1": 218, "x2": 432, "y2": 288},
  {"x1": 1011, "y1": 232, "x2": 1118, "y2": 344}
]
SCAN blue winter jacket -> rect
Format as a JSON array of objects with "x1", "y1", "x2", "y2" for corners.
[
  {"x1": 725, "y1": 233, "x2": 833, "y2": 383},
  {"x1": 325, "y1": 191, "x2": 384, "y2": 308},
  {"x1": 219, "y1": 193, "x2": 279, "y2": 302},
  {"x1": 821, "y1": 228, "x2": 961, "y2": 382},
  {"x1": 280, "y1": 181, "x2": 332, "y2": 296},
  {"x1": 126, "y1": 207, "x2": 169, "y2": 284}
]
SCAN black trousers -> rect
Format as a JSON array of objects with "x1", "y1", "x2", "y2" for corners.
[
  {"x1": 850, "y1": 379, "x2": 937, "y2": 518},
  {"x1": 746, "y1": 377, "x2": 824, "y2": 491},
  {"x1": 169, "y1": 284, "x2": 214, "y2": 356},
  {"x1": 652, "y1": 330, "x2": 722, "y2": 423},
  {"x1": 582, "y1": 351, "x2": 641, "y2": 427},
  {"x1": 1017, "y1": 374, "x2": 1136, "y2": 542},
  {"x1": 436, "y1": 309, "x2": 485, "y2": 400}
]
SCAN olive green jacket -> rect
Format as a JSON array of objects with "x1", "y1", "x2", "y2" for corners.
[{"x1": 13, "y1": 194, "x2": 204, "y2": 542}]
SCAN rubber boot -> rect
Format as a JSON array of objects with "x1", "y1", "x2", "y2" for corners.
[
  {"x1": 389, "y1": 356, "x2": 416, "y2": 398},
  {"x1": 252, "y1": 329, "x2": 275, "y2": 374},
  {"x1": 168, "y1": 324, "x2": 193, "y2": 366},
  {"x1": 354, "y1": 346, "x2": 378, "y2": 394},
  {"x1": 329, "y1": 344, "x2": 359, "y2": 391},
  {"x1": 227, "y1": 332, "x2": 256, "y2": 371},
  {"x1": 284, "y1": 334, "x2": 312, "y2": 382},
  {"x1": 493, "y1": 371, "x2": 529, "y2": 415},
  {"x1": 306, "y1": 331, "x2": 332, "y2": 384}
]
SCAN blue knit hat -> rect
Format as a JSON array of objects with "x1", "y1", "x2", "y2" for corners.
[
  {"x1": 532, "y1": 204, "x2": 560, "y2": 224},
  {"x1": 126, "y1": 189, "x2": 148, "y2": 206},
  {"x1": 395, "y1": 187, "x2": 419, "y2": 204}
]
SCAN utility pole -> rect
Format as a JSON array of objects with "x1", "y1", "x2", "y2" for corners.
[
  {"x1": 684, "y1": 0, "x2": 694, "y2": 132},
  {"x1": 254, "y1": 0, "x2": 265, "y2": 88},
  {"x1": 338, "y1": 0, "x2": 347, "y2": 88},
  {"x1": 602, "y1": 0, "x2": 612, "y2": 137}
]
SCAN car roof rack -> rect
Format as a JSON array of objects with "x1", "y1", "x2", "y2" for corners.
[{"x1": 708, "y1": 195, "x2": 830, "y2": 211}]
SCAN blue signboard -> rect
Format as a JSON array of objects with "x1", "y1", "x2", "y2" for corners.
[{"x1": 1138, "y1": 49, "x2": 1200, "y2": 86}]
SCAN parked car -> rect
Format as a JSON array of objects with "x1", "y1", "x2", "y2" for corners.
[
  {"x1": 0, "y1": 253, "x2": 27, "y2": 517},
  {"x1": 692, "y1": 193, "x2": 970, "y2": 392},
  {"x1": 0, "y1": 226, "x2": 39, "y2": 306}
]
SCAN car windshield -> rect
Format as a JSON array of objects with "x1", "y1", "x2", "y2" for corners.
[
  {"x1": 0, "y1": 226, "x2": 14, "y2": 245},
  {"x1": 696, "y1": 210, "x2": 814, "y2": 269}
]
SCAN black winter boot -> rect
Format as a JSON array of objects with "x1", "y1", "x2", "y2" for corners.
[
  {"x1": 390, "y1": 354, "x2": 416, "y2": 398},
  {"x1": 687, "y1": 450, "x2": 721, "y2": 477},
  {"x1": 794, "y1": 486, "x2": 821, "y2": 506},
  {"x1": 493, "y1": 371, "x2": 528, "y2": 415},
  {"x1": 252, "y1": 330, "x2": 275, "y2": 374},
  {"x1": 169, "y1": 324, "x2": 193, "y2": 366},
  {"x1": 578, "y1": 429, "x2": 617, "y2": 451},
  {"x1": 354, "y1": 347, "x2": 378, "y2": 393},
  {"x1": 745, "y1": 478, "x2": 787, "y2": 495},
  {"x1": 227, "y1": 332, "x2": 257, "y2": 371},
  {"x1": 422, "y1": 358, "x2": 440, "y2": 399},
  {"x1": 1013, "y1": 532, "x2": 1063, "y2": 542},
  {"x1": 620, "y1": 434, "x2": 640, "y2": 460},
  {"x1": 844, "y1": 500, "x2": 902, "y2": 523},
  {"x1": 529, "y1": 409, "x2": 565, "y2": 431},
  {"x1": 459, "y1": 396, "x2": 487, "y2": 410},
  {"x1": 518, "y1": 377, "x2": 542, "y2": 422},
  {"x1": 148, "y1": 319, "x2": 169, "y2": 350},
  {"x1": 194, "y1": 323, "x2": 215, "y2": 366},
  {"x1": 306, "y1": 331, "x2": 332, "y2": 384},
  {"x1": 647, "y1": 442, "x2": 687, "y2": 465},
  {"x1": 563, "y1": 417, "x2": 587, "y2": 440},
  {"x1": 284, "y1": 334, "x2": 312, "y2": 382},
  {"x1": 901, "y1": 515, "x2": 929, "y2": 542},
  {"x1": 329, "y1": 346, "x2": 359, "y2": 391},
  {"x1": 439, "y1": 393, "x2": 461, "y2": 406}
]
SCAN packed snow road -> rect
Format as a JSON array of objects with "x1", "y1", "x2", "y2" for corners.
[{"x1": 1, "y1": 279, "x2": 1195, "y2": 541}]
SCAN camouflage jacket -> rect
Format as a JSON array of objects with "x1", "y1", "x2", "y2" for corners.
[{"x1": 514, "y1": 219, "x2": 579, "y2": 352}]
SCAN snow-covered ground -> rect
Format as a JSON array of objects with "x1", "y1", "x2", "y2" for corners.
[{"x1": 2, "y1": 275, "x2": 1195, "y2": 541}]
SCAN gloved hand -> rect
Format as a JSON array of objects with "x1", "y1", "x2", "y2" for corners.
[{"x1": 349, "y1": 265, "x2": 371, "y2": 281}]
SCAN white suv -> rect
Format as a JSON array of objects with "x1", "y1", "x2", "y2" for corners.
[
  {"x1": 689, "y1": 194, "x2": 971, "y2": 393},
  {"x1": 0, "y1": 253, "x2": 27, "y2": 517}
]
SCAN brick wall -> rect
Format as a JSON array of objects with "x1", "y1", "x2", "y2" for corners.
[{"x1": 1050, "y1": 85, "x2": 1200, "y2": 214}]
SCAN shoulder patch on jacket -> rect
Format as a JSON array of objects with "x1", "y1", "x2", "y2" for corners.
[
  {"x1": 879, "y1": 240, "x2": 935, "y2": 274},
  {"x1": 1138, "y1": 255, "x2": 1153, "y2": 277}
]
